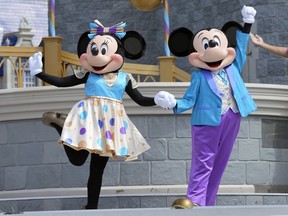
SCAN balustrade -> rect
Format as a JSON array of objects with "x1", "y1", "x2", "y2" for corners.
[{"x1": 0, "y1": 36, "x2": 190, "y2": 89}]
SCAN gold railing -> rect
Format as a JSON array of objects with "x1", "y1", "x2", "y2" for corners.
[
  {"x1": 0, "y1": 46, "x2": 42, "y2": 88},
  {"x1": 0, "y1": 36, "x2": 190, "y2": 88}
]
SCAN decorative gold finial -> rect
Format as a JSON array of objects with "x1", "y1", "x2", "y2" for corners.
[{"x1": 129, "y1": 0, "x2": 162, "y2": 11}]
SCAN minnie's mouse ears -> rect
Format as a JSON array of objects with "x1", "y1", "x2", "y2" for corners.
[
  {"x1": 77, "y1": 31, "x2": 146, "y2": 60},
  {"x1": 77, "y1": 31, "x2": 90, "y2": 58},
  {"x1": 121, "y1": 31, "x2": 146, "y2": 60}
]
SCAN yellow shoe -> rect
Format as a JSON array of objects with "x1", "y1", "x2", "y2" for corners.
[
  {"x1": 171, "y1": 198, "x2": 199, "y2": 209},
  {"x1": 42, "y1": 112, "x2": 67, "y2": 128}
]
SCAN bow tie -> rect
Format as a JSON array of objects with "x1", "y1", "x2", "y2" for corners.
[{"x1": 217, "y1": 69, "x2": 227, "y2": 85}]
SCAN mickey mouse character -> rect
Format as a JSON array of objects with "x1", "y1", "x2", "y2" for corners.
[
  {"x1": 29, "y1": 20, "x2": 156, "y2": 209},
  {"x1": 155, "y1": 6, "x2": 257, "y2": 207}
]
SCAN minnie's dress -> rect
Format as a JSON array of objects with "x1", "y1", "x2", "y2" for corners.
[{"x1": 59, "y1": 72, "x2": 150, "y2": 161}]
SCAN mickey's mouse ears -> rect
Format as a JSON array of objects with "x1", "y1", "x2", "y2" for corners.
[
  {"x1": 221, "y1": 21, "x2": 243, "y2": 48},
  {"x1": 168, "y1": 27, "x2": 194, "y2": 57}
]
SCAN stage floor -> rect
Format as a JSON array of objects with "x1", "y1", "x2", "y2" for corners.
[{"x1": 2, "y1": 205, "x2": 288, "y2": 216}]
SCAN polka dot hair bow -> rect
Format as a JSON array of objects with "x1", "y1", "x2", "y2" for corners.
[{"x1": 88, "y1": 19, "x2": 127, "y2": 39}]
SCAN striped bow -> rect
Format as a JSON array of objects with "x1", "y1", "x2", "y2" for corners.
[{"x1": 88, "y1": 20, "x2": 126, "y2": 39}]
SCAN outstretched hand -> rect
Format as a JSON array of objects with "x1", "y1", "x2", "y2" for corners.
[
  {"x1": 29, "y1": 52, "x2": 43, "y2": 76},
  {"x1": 154, "y1": 91, "x2": 177, "y2": 109},
  {"x1": 241, "y1": 5, "x2": 257, "y2": 24},
  {"x1": 250, "y1": 33, "x2": 263, "y2": 47}
]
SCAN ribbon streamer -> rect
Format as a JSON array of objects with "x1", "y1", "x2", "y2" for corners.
[
  {"x1": 49, "y1": 0, "x2": 55, "y2": 36},
  {"x1": 164, "y1": 0, "x2": 170, "y2": 56}
]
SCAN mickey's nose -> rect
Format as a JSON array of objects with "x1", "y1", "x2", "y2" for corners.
[{"x1": 209, "y1": 40, "x2": 217, "y2": 48}]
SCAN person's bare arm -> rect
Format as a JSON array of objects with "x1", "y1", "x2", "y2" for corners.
[{"x1": 250, "y1": 33, "x2": 288, "y2": 58}]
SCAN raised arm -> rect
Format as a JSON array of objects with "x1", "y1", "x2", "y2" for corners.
[
  {"x1": 233, "y1": 5, "x2": 256, "y2": 72},
  {"x1": 241, "y1": 5, "x2": 256, "y2": 34},
  {"x1": 29, "y1": 52, "x2": 88, "y2": 87}
]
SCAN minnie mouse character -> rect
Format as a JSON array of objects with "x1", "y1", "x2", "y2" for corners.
[
  {"x1": 155, "y1": 6, "x2": 257, "y2": 207},
  {"x1": 29, "y1": 20, "x2": 156, "y2": 209}
]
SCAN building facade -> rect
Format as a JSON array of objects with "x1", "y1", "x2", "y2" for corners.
[
  {"x1": 1, "y1": 0, "x2": 288, "y2": 212},
  {"x1": 0, "y1": 0, "x2": 48, "y2": 89},
  {"x1": 0, "y1": 0, "x2": 48, "y2": 46}
]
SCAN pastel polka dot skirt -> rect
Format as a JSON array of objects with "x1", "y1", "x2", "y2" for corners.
[{"x1": 59, "y1": 96, "x2": 150, "y2": 161}]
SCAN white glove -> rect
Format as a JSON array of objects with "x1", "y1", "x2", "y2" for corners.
[
  {"x1": 154, "y1": 91, "x2": 177, "y2": 109},
  {"x1": 29, "y1": 52, "x2": 43, "y2": 76},
  {"x1": 241, "y1": 5, "x2": 257, "y2": 24}
]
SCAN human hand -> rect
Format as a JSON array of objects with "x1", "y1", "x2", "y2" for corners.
[
  {"x1": 241, "y1": 5, "x2": 257, "y2": 24},
  {"x1": 154, "y1": 91, "x2": 177, "y2": 109},
  {"x1": 29, "y1": 52, "x2": 43, "y2": 76},
  {"x1": 250, "y1": 33, "x2": 263, "y2": 47}
]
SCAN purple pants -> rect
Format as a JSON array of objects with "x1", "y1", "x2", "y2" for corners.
[{"x1": 187, "y1": 109, "x2": 241, "y2": 206}]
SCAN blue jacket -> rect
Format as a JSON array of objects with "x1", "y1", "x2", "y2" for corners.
[{"x1": 174, "y1": 31, "x2": 257, "y2": 126}]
